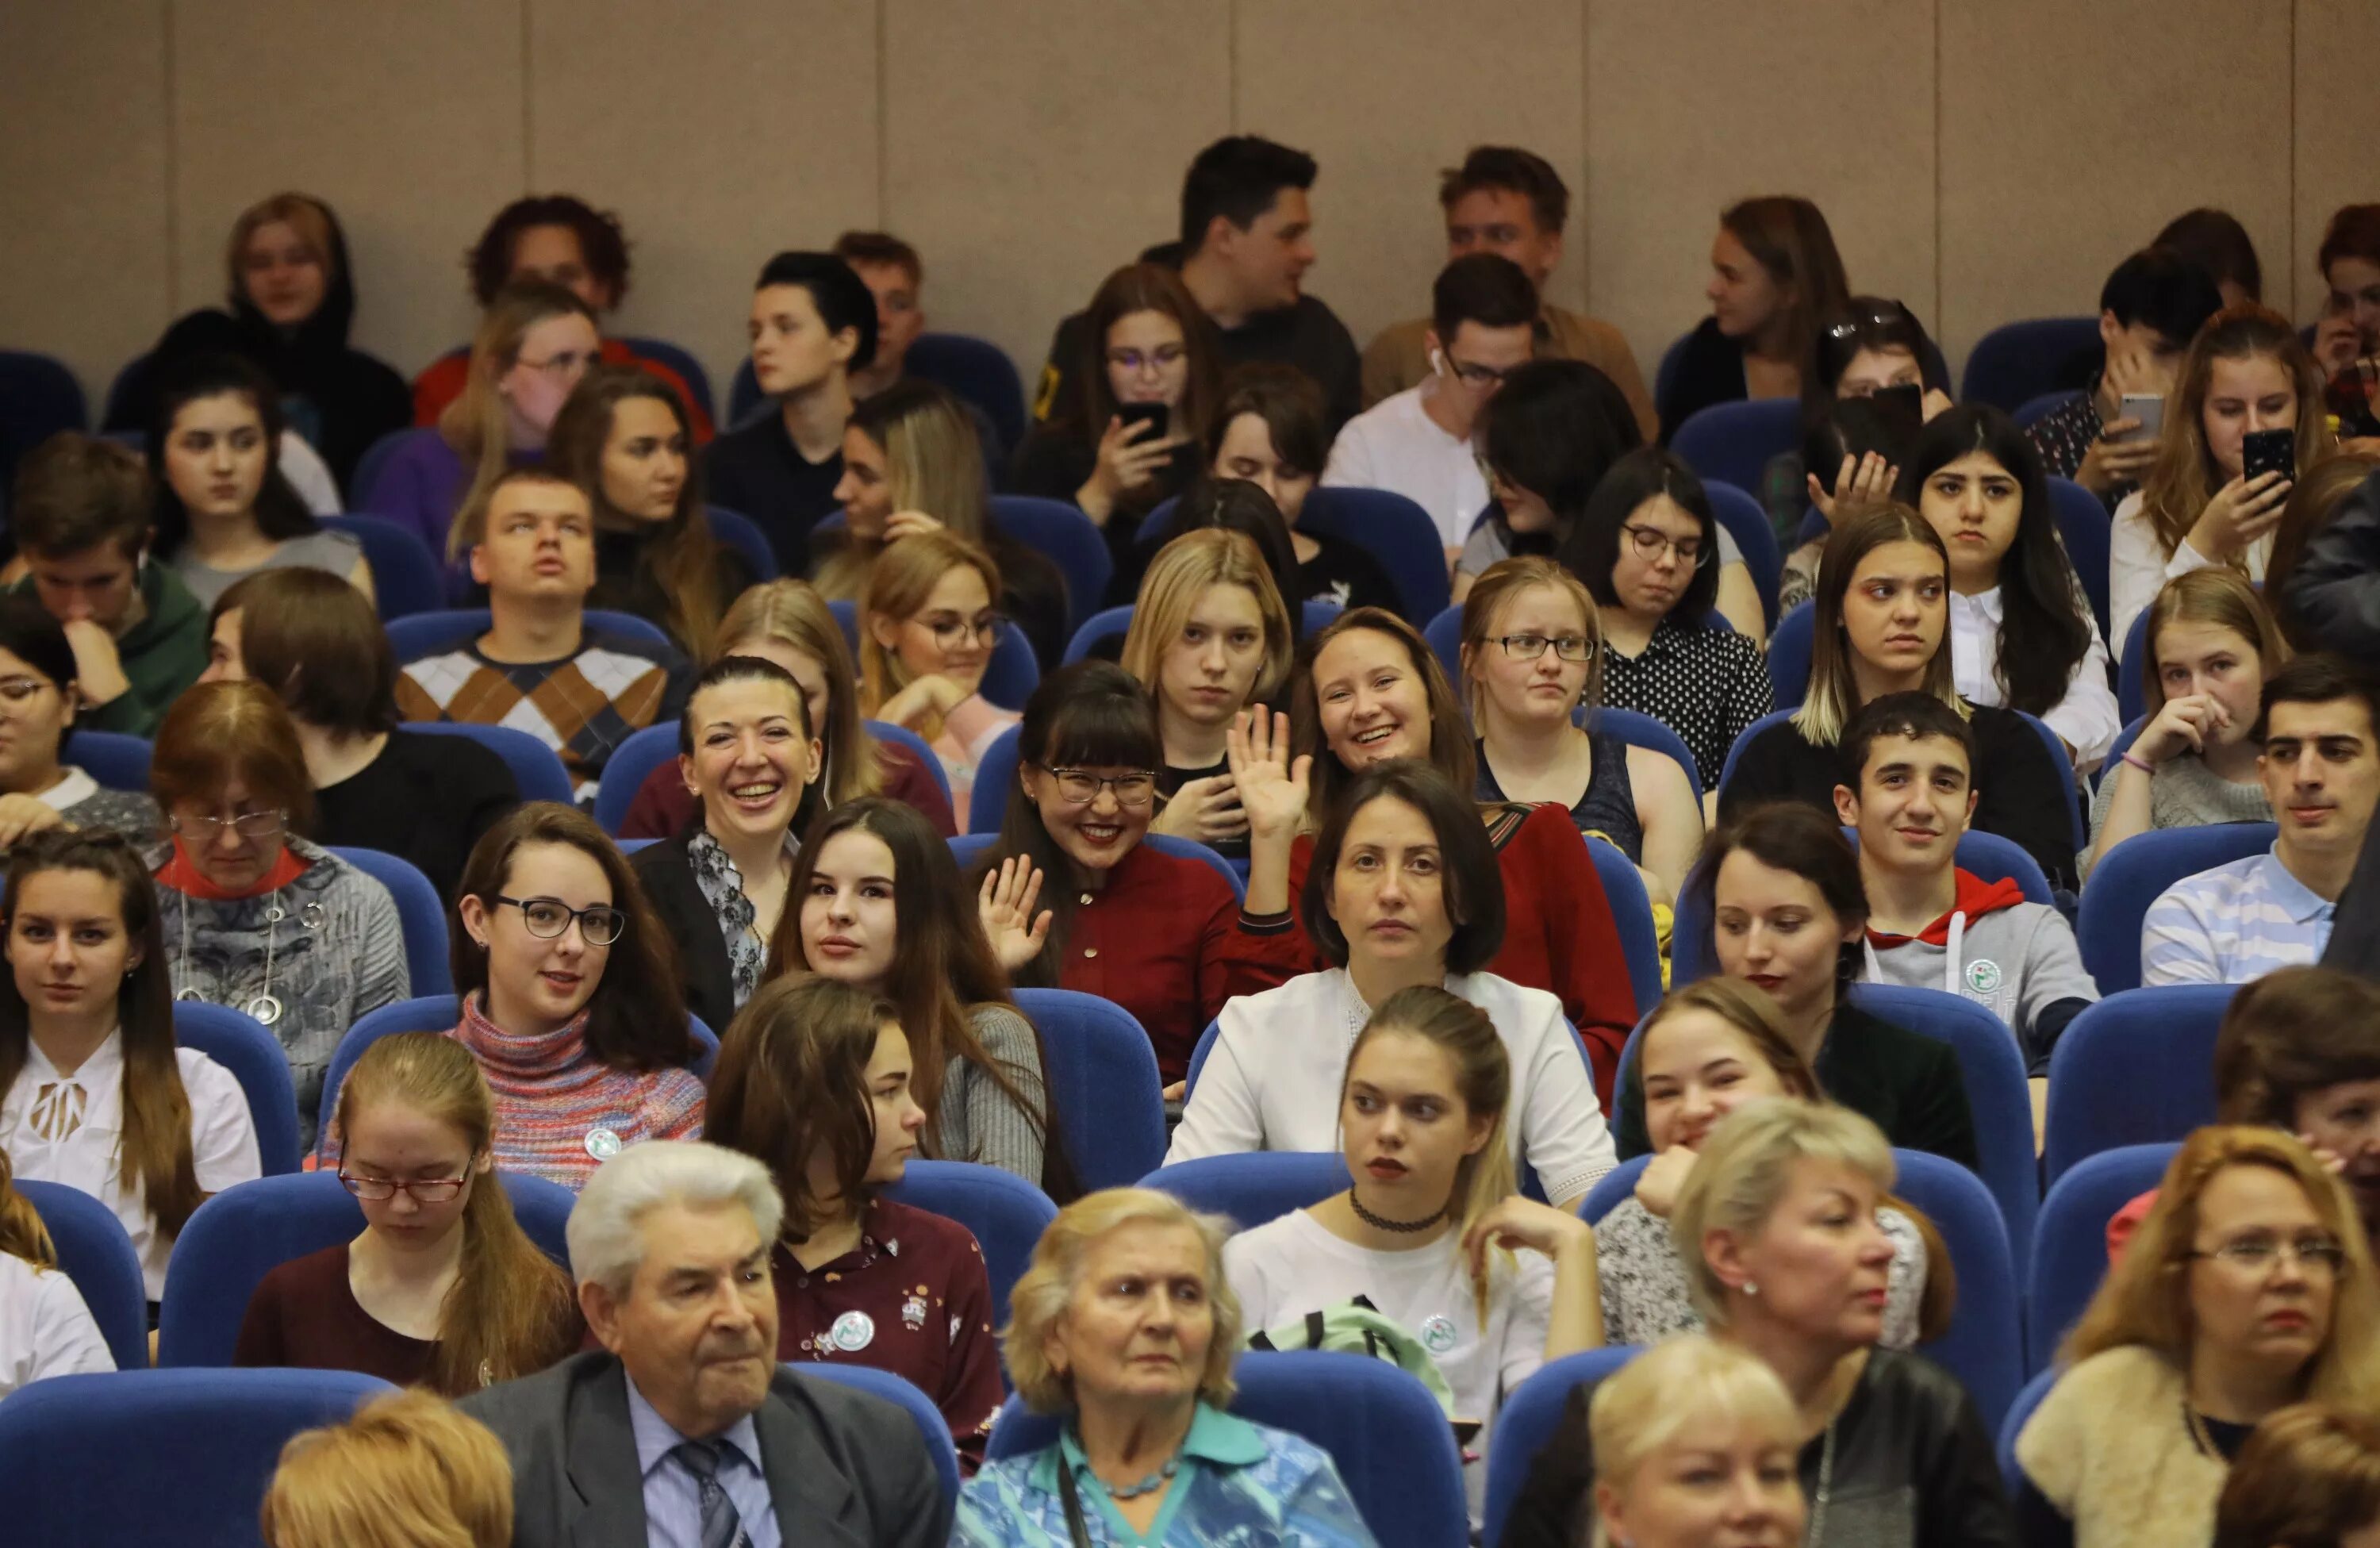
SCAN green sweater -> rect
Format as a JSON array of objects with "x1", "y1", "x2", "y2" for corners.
[{"x1": 10, "y1": 564, "x2": 209, "y2": 737}]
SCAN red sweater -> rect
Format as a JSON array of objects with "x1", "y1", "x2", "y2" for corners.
[
  {"x1": 411, "y1": 337, "x2": 716, "y2": 443},
  {"x1": 1227, "y1": 802, "x2": 1637, "y2": 1102}
]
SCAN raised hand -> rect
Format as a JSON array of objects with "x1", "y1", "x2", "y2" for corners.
[
  {"x1": 976, "y1": 856, "x2": 1053, "y2": 971},
  {"x1": 1806, "y1": 450, "x2": 1897, "y2": 524},
  {"x1": 1225, "y1": 709, "x2": 1311, "y2": 842}
]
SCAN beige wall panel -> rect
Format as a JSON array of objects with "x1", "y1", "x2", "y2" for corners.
[
  {"x1": 1235, "y1": 0, "x2": 1587, "y2": 348},
  {"x1": 2293, "y1": 0, "x2": 2380, "y2": 324},
  {"x1": 530, "y1": 0, "x2": 881, "y2": 413},
  {"x1": 1939, "y1": 0, "x2": 2290, "y2": 368},
  {"x1": 881, "y1": 0, "x2": 1233, "y2": 383},
  {"x1": 1584, "y1": 0, "x2": 1936, "y2": 383},
  {"x1": 171, "y1": 0, "x2": 528, "y2": 385},
  {"x1": 0, "y1": 6, "x2": 172, "y2": 403}
]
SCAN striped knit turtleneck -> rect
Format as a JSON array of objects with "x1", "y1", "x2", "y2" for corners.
[{"x1": 447, "y1": 993, "x2": 706, "y2": 1191}]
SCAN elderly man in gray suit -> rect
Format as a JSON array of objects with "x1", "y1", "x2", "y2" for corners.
[{"x1": 462, "y1": 1139, "x2": 949, "y2": 1547}]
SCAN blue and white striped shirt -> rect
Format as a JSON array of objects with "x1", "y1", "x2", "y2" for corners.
[{"x1": 2140, "y1": 845, "x2": 2336, "y2": 987}]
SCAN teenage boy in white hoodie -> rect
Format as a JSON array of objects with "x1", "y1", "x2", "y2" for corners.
[{"x1": 1834, "y1": 692, "x2": 2099, "y2": 1076}]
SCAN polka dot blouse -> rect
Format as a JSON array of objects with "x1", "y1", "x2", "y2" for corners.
[{"x1": 1596, "y1": 618, "x2": 1773, "y2": 789}]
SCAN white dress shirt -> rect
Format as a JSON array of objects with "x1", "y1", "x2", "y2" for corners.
[
  {"x1": 1948, "y1": 585, "x2": 2121, "y2": 766},
  {"x1": 0, "y1": 1031, "x2": 260, "y2": 1299},
  {"x1": 0, "y1": 1251, "x2": 114, "y2": 1397},
  {"x1": 2109, "y1": 490, "x2": 2269, "y2": 657},
  {"x1": 1319, "y1": 384, "x2": 1489, "y2": 549}
]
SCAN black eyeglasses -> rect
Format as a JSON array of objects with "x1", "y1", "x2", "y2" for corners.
[
  {"x1": 492, "y1": 894, "x2": 628, "y2": 946},
  {"x1": 337, "y1": 1171, "x2": 469, "y2": 1203},
  {"x1": 1620, "y1": 524, "x2": 1712, "y2": 568},
  {"x1": 1495, "y1": 633, "x2": 1595, "y2": 663}
]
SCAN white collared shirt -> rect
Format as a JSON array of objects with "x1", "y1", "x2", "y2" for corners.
[
  {"x1": 1948, "y1": 585, "x2": 2121, "y2": 766},
  {"x1": 0, "y1": 1030, "x2": 260, "y2": 1299},
  {"x1": 1319, "y1": 384, "x2": 1490, "y2": 548},
  {"x1": 0, "y1": 1251, "x2": 113, "y2": 1396}
]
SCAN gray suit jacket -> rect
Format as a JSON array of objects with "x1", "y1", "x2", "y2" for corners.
[{"x1": 459, "y1": 1351, "x2": 950, "y2": 1548}]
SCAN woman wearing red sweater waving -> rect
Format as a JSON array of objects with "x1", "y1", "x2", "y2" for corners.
[{"x1": 1227, "y1": 607, "x2": 1639, "y2": 1097}]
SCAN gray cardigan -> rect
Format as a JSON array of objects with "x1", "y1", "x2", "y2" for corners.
[{"x1": 936, "y1": 1004, "x2": 1049, "y2": 1188}]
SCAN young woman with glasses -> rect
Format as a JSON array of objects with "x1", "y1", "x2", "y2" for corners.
[
  {"x1": 238, "y1": 1031, "x2": 580, "y2": 1393},
  {"x1": 858, "y1": 530, "x2": 1019, "y2": 829},
  {"x1": 441, "y1": 803, "x2": 703, "y2": 1191}
]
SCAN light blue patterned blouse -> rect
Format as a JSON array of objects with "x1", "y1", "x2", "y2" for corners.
[{"x1": 954, "y1": 1403, "x2": 1378, "y2": 1547}]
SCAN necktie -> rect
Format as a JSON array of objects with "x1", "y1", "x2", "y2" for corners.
[{"x1": 671, "y1": 1439, "x2": 745, "y2": 1548}]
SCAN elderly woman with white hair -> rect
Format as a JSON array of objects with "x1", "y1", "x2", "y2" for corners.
[
  {"x1": 954, "y1": 1187, "x2": 1378, "y2": 1547},
  {"x1": 1585, "y1": 1334, "x2": 1807, "y2": 1548},
  {"x1": 1501, "y1": 1101, "x2": 2016, "y2": 1548}
]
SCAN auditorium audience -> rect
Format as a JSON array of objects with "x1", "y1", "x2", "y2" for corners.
[
  {"x1": 202, "y1": 568, "x2": 517, "y2": 906},
  {"x1": 1323, "y1": 253, "x2": 1537, "y2": 555},
  {"x1": 2014, "y1": 1127, "x2": 2380, "y2": 1548},
  {"x1": 1656, "y1": 196, "x2": 1851, "y2": 438},
  {"x1": 153, "y1": 682, "x2": 408, "y2": 1145},
  {"x1": 1564, "y1": 447, "x2": 1773, "y2": 790},
  {"x1": 239, "y1": 1032, "x2": 582, "y2": 1392},
  {"x1": 1612, "y1": 803, "x2": 1980, "y2": 1170},
  {"x1": 2089, "y1": 570, "x2": 2282, "y2": 871},
  {"x1": 1835, "y1": 693, "x2": 2098, "y2": 1071},
  {"x1": 393, "y1": 467, "x2": 694, "y2": 799},
  {"x1": 1034, "y1": 134, "x2": 1360, "y2": 436},
  {"x1": 1765, "y1": 295, "x2": 1950, "y2": 573},
  {"x1": 458, "y1": 1139, "x2": 950, "y2": 1546},
  {"x1": 443, "y1": 805, "x2": 704, "y2": 1189},
  {"x1": 1361, "y1": 145, "x2": 1656, "y2": 440},
  {"x1": 1222, "y1": 985, "x2": 1602, "y2": 1520},
  {"x1": 2110, "y1": 304, "x2": 2336, "y2": 651},
  {"x1": 0, "y1": 829, "x2": 261, "y2": 1301},
  {"x1": 857, "y1": 530, "x2": 1019, "y2": 828},
  {"x1": 1224, "y1": 609, "x2": 1641, "y2": 1089},
  {"x1": 6, "y1": 436, "x2": 209, "y2": 739},
  {"x1": 618, "y1": 578, "x2": 955, "y2": 839},
  {"x1": 1202, "y1": 365, "x2": 1397, "y2": 611},
  {"x1": 1458, "y1": 556, "x2": 1702, "y2": 902},
  {"x1": 2277, "y1": 458, "x2": 2380, "y2": 657},
  {"x1": 1121, "y1": 529, "x2": 1294, "y2": 862},
  {"x1": 834, "y1": 230, "x2": 928, "y2": 405},
  {"x1": 704, "y1": 975, "x2": 1004, "y2": 1464},
  {"x1": 954, "y1": 1186, "x2": 1372, "y2": 1546},
  {"x1": 1505, "y1": 1101, "x2": 2016, "y2": 1548},
  {"x1": 2142, "y1": 655, "x2": 2378, "y2": 985},
  {"x1": 1580, "y1": 1335, "x2": 1808, "y2": 1548},
  {"x1": 259, "y1": 1388, "x2": 515, "y2": 1548},
  {"x1": 2212, "y1": 1402, "x2": 2380, "y2": 1548},
  {"x1": 704, "y1": 252, "x2": 878, "y2": 574},
  {"x1": 628, "y1": 656, "x2": 818, "y2": 1031},
  {"x1": 774, "y1": 798, "x2": 1054, "y2": 1188},
  {"x1": 368, "y1": 282, "x2": 598, "y2": 564},
  {"x1": 145, "y1": 352, "x2": 369, "y2": 609},
  {"x1": 0, "y1": 597, "x2": 161, "y2": 842},
  {"x1": 1596, "y1": 978, "x2": 1932, "y2": 1350},
  {"x1": 2026, "y1": 248, "x2": 2224, "y2": 497},
  {"x1": 1169, "y1": 761, "x2": 1615, "y2": 1205},
  {"x1": 543, "y1": 365, "x2": 753, "y2": 661},
  {"x1": 0, "y1": 1142, "x2": 113, "y2": 1395},
  {"x1": 1718, "y1": 505, "x2": 2081, "y2": 893},
  {"x1": 411, "y1": 194, "x2": 712, "y2": 440}
]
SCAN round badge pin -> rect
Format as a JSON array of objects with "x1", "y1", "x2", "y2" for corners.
[
  {"x1": 831, "y1": 1310, "x2": 876, "y2": 1352},
  {"x1": 1419, "y1": 1314, "x2": 1457, "y2": 1354},
  {"x1": 583, "y1": 1127, "x2": 623, "y2": 1162}
]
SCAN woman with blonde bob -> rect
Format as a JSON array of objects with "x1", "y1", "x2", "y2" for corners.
[
  {"x1": 2015, "y1": 1127, "x2": 2380, "y2": 1548},
  {"x1": 1122, "y1": 529, "x2": 1294, "y2": 860},
  {"x1": 1503, "y1": 1100, "x2": 2013, "y2": 1548},
  {"x1": 954, "y1": 1187, "x2": 1376, "y2": 1546},
  {"x1": 859, "y1": 531, "x2": 1019, "y2": 828},
  {"x1": 2212, "y1": 1401, "x2": 2380, "y2": 1548},
  {"x1": 259, "y1": 1388, "x2": 512, "y2": 1548},
  {"x1": 1586, "y1": 1334, "x2": 1807, "y2": 1548}
]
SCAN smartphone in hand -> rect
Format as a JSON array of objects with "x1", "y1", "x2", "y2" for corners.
[
  {"x1": 1116, "y1": 401, "x2": 1169, "y2": 439},
  {"x1": 2241, "y1": 428, "x2": 2295, "y2": 483},
  {"x1": 2117, "y1": 393, "x2": 2164, "y2": 444}
]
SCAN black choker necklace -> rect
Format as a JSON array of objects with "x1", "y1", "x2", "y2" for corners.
[{"x1": 1349, "y1": 1189, "x2": 1447, "y2": 1234}]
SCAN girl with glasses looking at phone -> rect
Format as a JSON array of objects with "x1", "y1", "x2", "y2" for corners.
[
  {"x1": 238, "y1": 1031, "x2": 580, "y2": 1393},
  {"x1": 858, "y1": 529, "x2": 1019, "y2": 830},
  {"x1": 152, "y1": 682, "x2": 409, "y2": 1150},
  {"x1": 443, "y1": 803, "x2": 703, "y2": 1190}
]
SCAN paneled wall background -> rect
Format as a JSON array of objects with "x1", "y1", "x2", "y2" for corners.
[{"x1": 4, "y1": 1, "x2": 2373, "y2": 415}]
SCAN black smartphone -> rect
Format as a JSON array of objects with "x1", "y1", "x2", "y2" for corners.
[
  {"x1": 1871, "y1": 383, "x2": 1923, "y2": 422},
  {"x1": 1116, "y1": 401, "x2": 1168, "y2": 440},
  {"x1": 2242, "y1": 428, "x2": 2295, "y2": 484}
]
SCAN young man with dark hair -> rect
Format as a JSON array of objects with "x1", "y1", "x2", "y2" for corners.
[
  {"x1": 393, "y1": 468, "x2": 693, "y2": 798},
  {"x1": 1320, "y1": 252, "x2": 1538, "y2": 552},
  {"x1": 2146, "y1": 655, "x2": 2380, "y2": 985},
  {"x1": 410, "y1": 194, "x2": 713, "y2": 440},
  {"x1": 1034, "y1": 134, "x2": 1361, "y2": 433},
  {"x1": 831, "y1": 230, "x2": 926, "y2": 401},
  {"x1": 5, "y1": 432, "x2": 209, "y2": 736},
  {"x1": 1832, "y1": 693, "x2": 2097, "y2": 1074},
  {"x1": 702, "y1": 252, "x2": 880, "y2": 573},
  {"x1": 2027, "y1": 246, "x2": 2225, "y2": 497},
  {"x1": 1360, "y1": 145, "x2": 1656, "y2": 440}
]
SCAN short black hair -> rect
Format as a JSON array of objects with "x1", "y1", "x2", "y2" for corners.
[
  {"x1": 1180, "y1": 135, "x2": 1317, "y2": 251},
  {"x1": 753, "y1": 251, "x2": 879, "y2": 371},
  {"x1": 1431, "y1": 253, "x2": 1538, "y2": 344},
  {"x1": 2254, "y1": 654, "x2": 2380, "y2": 745},
  {"x1": 1839, "y1": 691, "x2": 1975, "y2": 789},
  {"x1": 1437, "y1": 146, "x2": 1569, "y2": 235},
  {"x1": 2153, "y1": 208, "x2": 2263, "y2": 302},
  {"x1": 1301, "y1": 760, "x2": 1504, "y2": 975},
  {"x1": 1563, "y1": 444, "x2": 1719, "y2": 622},
  {"x1": 1476, "y1": 359, "x2": 1640, "y2": 562},
  {"x1": 0, "y1": 593, "x2": 80, "y2": 693},
  {"x1": 2100, "y1": 248, "x2": 2225, "y2": 351}
]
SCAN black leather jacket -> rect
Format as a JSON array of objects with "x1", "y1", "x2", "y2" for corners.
[{"x1": 2281, "y1": 464, "x2": 2380, "y2": 656}]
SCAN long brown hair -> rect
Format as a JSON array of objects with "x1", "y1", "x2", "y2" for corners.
[
  {"x1": 544, "y1": 364, "x2": 731, "y2": 657},
  {"x1": 0, "y1": 830, "x2": 205, "y2": 1240},
  {"x1": 1793, "y1": 503, "x2": 1960, "y2": 746},
  {"x1": 1291, "y1": 608, "x2": 1480, "y2": 821},
  {"x1": 1055, "y1": 263, "x2": 1224, "y2": 453},
  {"x1": 707, "y1": 975, "x2": 899, "y2": 1241},
  {"x1": 1717, "y1": 196, "x2": 1851, "y2": 365},
  {"x1": 818, "y1": 382, "x2": 992, "y2": 603},
  {"x1": 331, "y1": 1034, "x2": 577, "y2": 1393},
  {"x1": 437, "y1": 282, "x2": 598, "y2": 559},
  {"x1": 714, "y1": 579, "x2": 885, "y2": 803},
  {"x1": 0, "y1": 1144, "x2": 56, "y2": 1269},
  {"x1": 2139, "y1": 305, "x2": 2337, "y2": 563}
]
